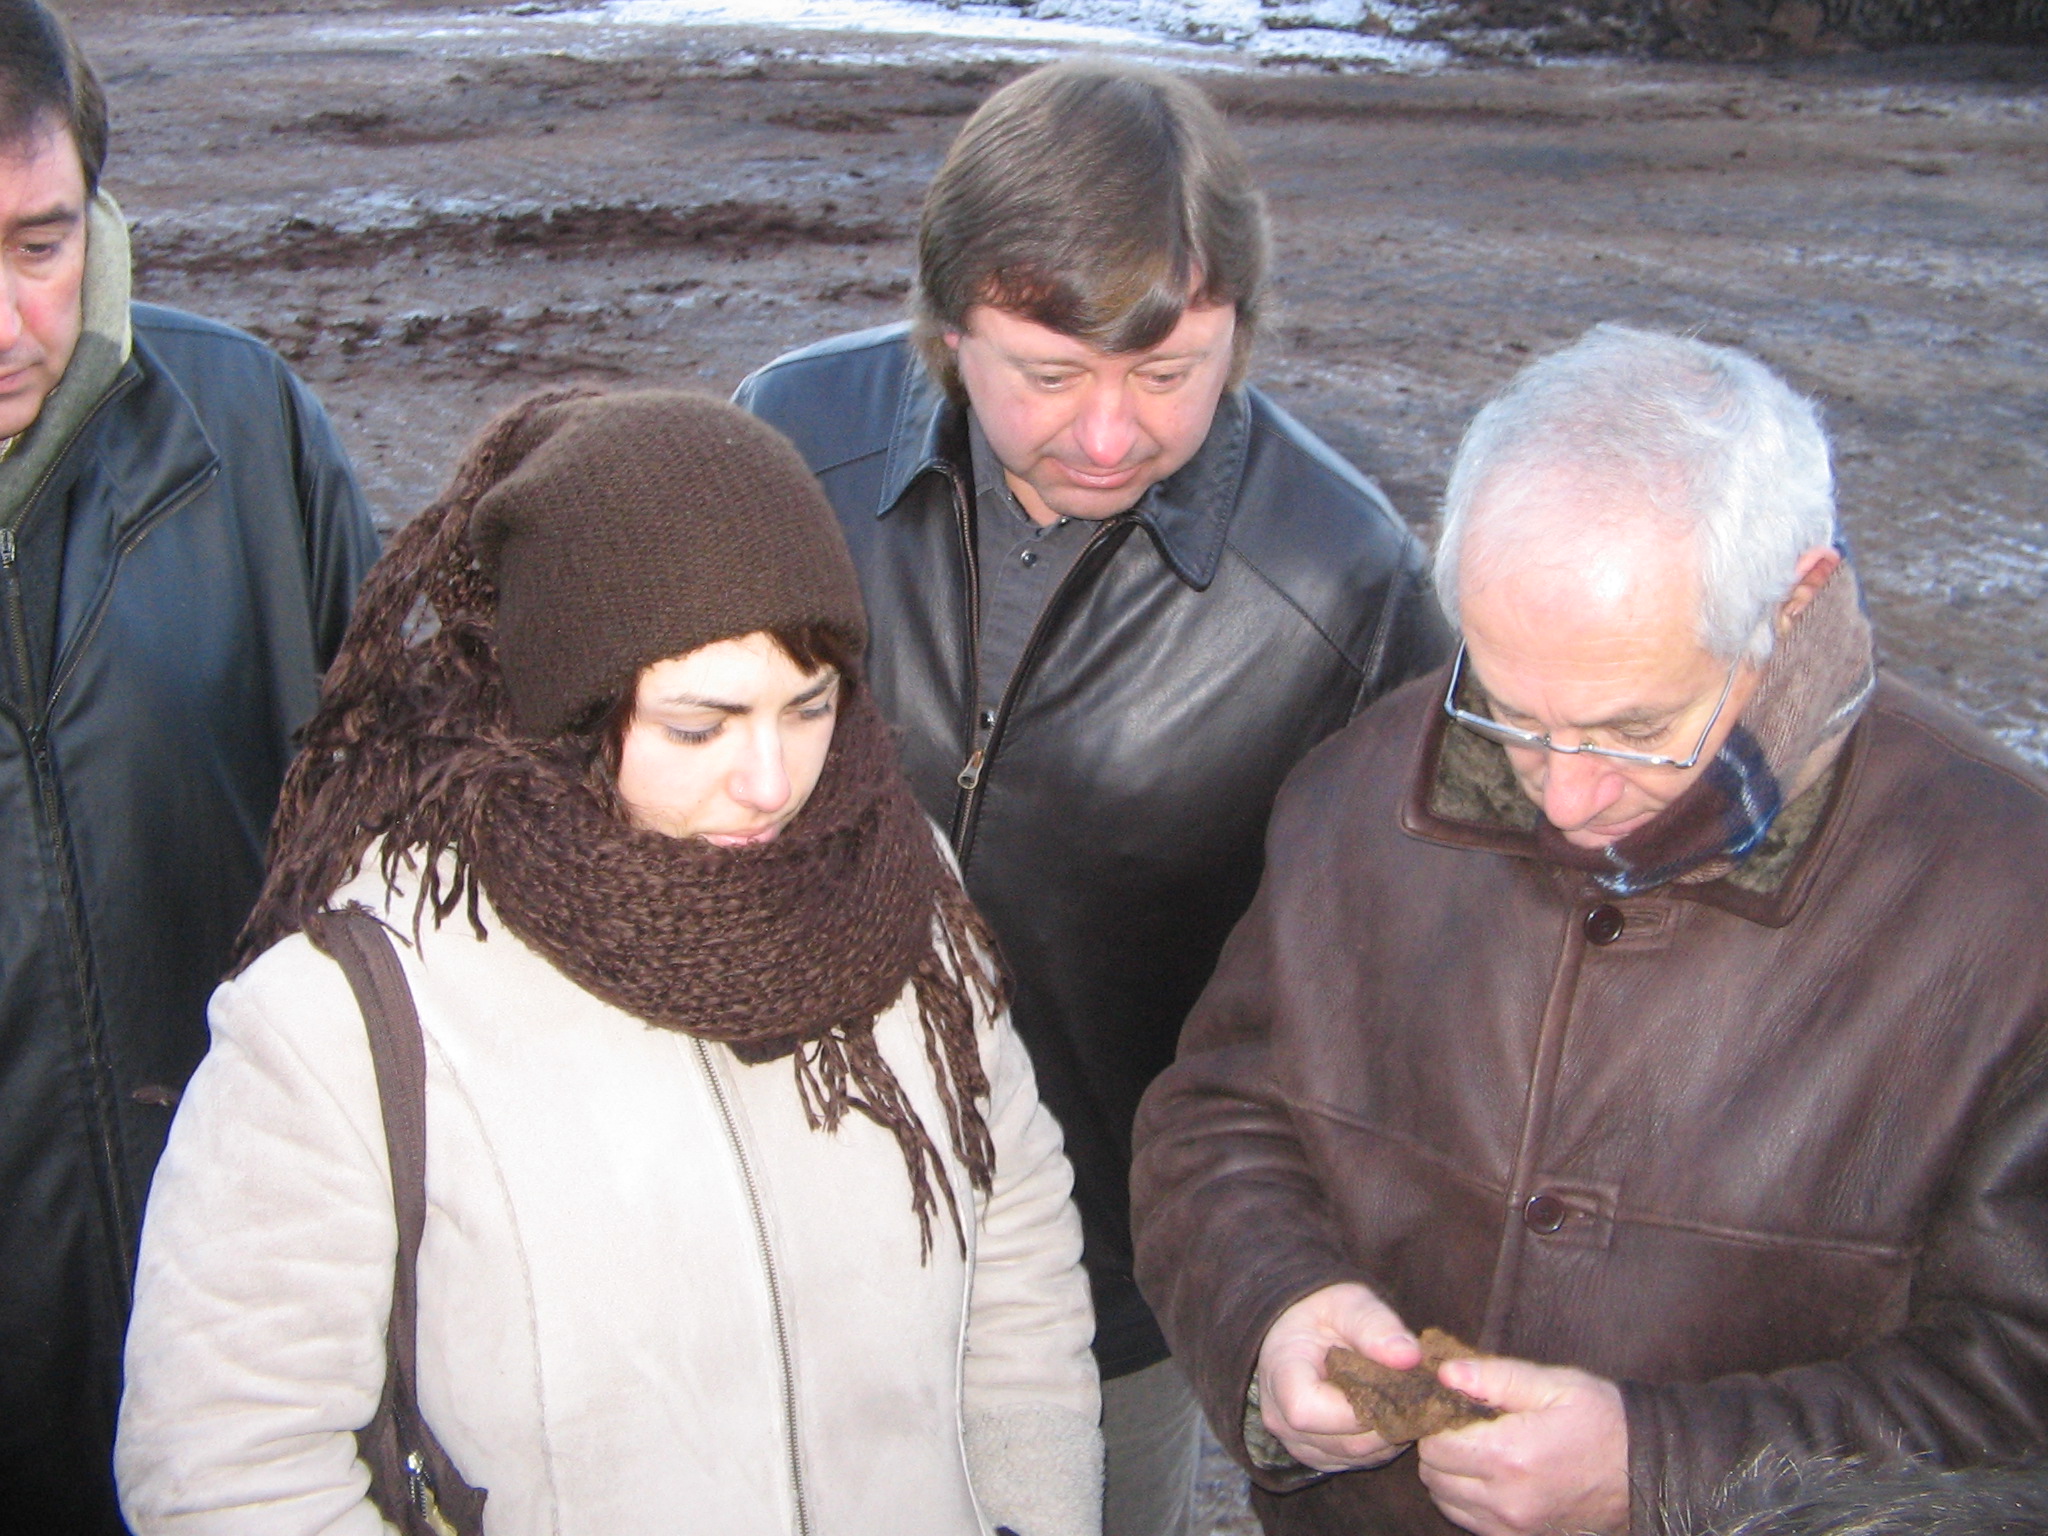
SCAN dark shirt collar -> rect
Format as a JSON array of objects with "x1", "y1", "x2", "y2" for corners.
[
  {"x1": 877, "y1": 353, "x2": 1252, "y2": 592},
  {"x1": 966, "y1": 412, "x2": 1039, "y2": 532}
]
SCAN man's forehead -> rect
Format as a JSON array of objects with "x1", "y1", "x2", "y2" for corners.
[
  {"x1": 969, "y1": 302, "x2": 1232, "y2": 364},
  {"x1": 1, "y1": 116, "x2": 87, "y2": 218},
  {"x1": 1460, "y1": 536, "x2": 1721, "y2": 725}
]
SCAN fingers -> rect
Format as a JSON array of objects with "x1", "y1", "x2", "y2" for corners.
[
  {"x1": 1259, "y1": 1281, "x2": 1417, "y2": 1435},
  {"x1": 1437, "y1": 1353, "x2": 1561, "y2": 1414},
  {"x1": 1328, "y1": 1284, "x2": 1422, "y2": 1370},
  {"x1": 1415, "y1": 1408, "x2": 1513, "y2": 1479},
  {"x1": 1279, "y1": 1427, "x2": 1410, "y2": 1475},
  {"x1": 1415, "y1": 1365, "x2": 1631, "y2": 1536},
  {"x1": 1256, "y1": 1281, "x2": 1419, "y2": 1471},
  {"x1": 1267, "y1": 1350, "x2": 1365, "y2": 1436},
  {"x1": 1259, "y1": 1378, "x2": 1407, "y2": 1476},
  {"x1": 1419, "y1": 1461, "x2": 1519, "y2": 1536}
]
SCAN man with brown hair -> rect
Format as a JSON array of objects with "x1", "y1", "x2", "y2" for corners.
[
  {"x1": 738, "y1": 58, "x2": 1447, "y2": 1534},
  {"x1": 0, "y1": 2, "x2": 377, "y2": 1528}
]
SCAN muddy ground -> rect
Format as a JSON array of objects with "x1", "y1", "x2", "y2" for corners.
[
  {"x1": 69, "y1": 0, "x2": 2048, "y2": 767},
  {"x1": 58, "y1": 0, "x2": 2047, "y2": 1525}
]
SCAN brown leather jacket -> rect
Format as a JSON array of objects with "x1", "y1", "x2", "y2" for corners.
[{"x1": 1131, "y1": 668, "x2": 2048, "y2": 1536}]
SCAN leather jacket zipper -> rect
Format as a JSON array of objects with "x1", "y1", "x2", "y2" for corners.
[
  {"x1": 693, "y1": 1040, "x2": 812, "y2": 1536},
  {"x1": 0, "y1": 366, "x2": 182, "y2": 1296},
  {"x1": 947, "y1": 466, "x2": 984, "y2": 835},
  {"x1": 951, "y1": 517, "x2": 1129, "y2": 864},
  {"x1": 1, "y1": 522, "x2": 139, "y2": 1283},
  {"x1": 0, "y1": 528, "x2": 35, "y2": 706}
]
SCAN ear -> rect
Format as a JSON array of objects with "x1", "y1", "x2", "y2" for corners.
[
  {"x1": 943, "y1": 330, "x2": 963, "y2": 353},
  {"x1": 1774, "y1": 545, "x2": 1843, "y2": 637}
]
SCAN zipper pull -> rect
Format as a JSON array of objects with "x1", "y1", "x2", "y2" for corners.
[
  {"x1": 0, "y1": 527, "x2": 14, "y2": 568},
  {"x1": 956, "y1": 748, "x2": 985, "y2": 791},
  {"x1": 405, "y1": 1450, "x2": 460, "y2": 1536},
  {"x1": 405, "y1": 1450, "x2": 433, "y2": 1516}
]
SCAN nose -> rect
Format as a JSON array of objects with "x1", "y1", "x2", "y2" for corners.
[
  {"x1": 1536, "y1": 749, "x2": 1628, "y2": 835},
  {"x1": 727, "y1": 720, "x2": 793, "y2": 817},
  {"x1": 1070, "y1": 379, "x2": 1140, "y2": 468}
]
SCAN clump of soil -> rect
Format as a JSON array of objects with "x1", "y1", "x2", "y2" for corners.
[{"x1": 1326, "y1": 1329, "x2": 1499, "y2": 1442}]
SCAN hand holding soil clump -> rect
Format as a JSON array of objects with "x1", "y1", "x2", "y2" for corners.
[{"x1": 1325, "y1": 1328, "x2": 1500, "y2": 1442}]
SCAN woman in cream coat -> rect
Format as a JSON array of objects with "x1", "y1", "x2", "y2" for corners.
[{"x1": 116, "y1": 391, "x2": 1101, "y2": 1536}]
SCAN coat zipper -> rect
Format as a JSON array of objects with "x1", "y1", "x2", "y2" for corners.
[
  {"x1": 693, "y1": 1040, "x2": 812, "y2": 1536},
  {"x1": 2, "y1": 365, "x2": 201, "y2": 1299},
  {"x1": 1, "y1": 522, "x2": 139, "y2": 1283},
  {"x1": 950, "y1": 517, "x2": 1130, "y2": 865},
  {"x1": 0, "y1": 528, "x2": 35, "y2": 705},
  {"x1": 946, "y1": 465, "x2": 983, "y2": 840}
]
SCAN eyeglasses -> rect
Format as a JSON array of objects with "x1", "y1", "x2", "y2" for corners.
[{"x1": 1442, "y1": 642, "x2": 1743, "y2": 772}]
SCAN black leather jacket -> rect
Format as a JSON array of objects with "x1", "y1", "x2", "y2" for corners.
[
  {"x1": 738, "y1": 324, "x2": 1449, "y2": 1375},
  {"x1": 0, "y1": 304, "x2": 377, "y2": 1532}
]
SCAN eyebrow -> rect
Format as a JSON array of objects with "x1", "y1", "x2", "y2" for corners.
[
  {"x1": 656, "y1": 671, "x2": 839, "y2": 714},
  {"x1": 1007, "y1": 344, "x2": 1212, "y2": 369},
  {"x1": 1488, "y1": 694, "x2": 1674, "y2": 732},
  {"x1": 8, "y1": 201, "x2": 83, "y2": 234}
]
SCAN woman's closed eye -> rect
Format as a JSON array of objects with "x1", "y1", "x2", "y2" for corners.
[{"x1": 662, "y1": 718, "x2": 726, "y2": 745}]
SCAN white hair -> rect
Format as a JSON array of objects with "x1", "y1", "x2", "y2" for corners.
[{"x1": 1433, "y1": 325, "x2": 1836, "y2": 661}]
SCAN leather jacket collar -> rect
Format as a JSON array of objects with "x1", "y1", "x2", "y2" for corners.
[{"x1": 872, "y1": 357, "x2": 1254, "y2": 592}]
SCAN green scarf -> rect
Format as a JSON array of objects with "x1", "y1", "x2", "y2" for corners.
[{"x1": 0, "y1": 190, "x2": 132, "y2": 530}]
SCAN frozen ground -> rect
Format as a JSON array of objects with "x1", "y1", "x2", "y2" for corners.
[{"x1": 78, "y1": 0, "x2": 2044, "y2": 768}]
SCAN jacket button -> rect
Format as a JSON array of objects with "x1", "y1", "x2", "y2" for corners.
[
  {"x1": 1584, "y1": 904, "x2": 1625, "y2": 945},
  {"x1": 1020, "y1": 548, "x2": 1039, "y2": 567},
  {"x1": 1524, "y1": 1193, "x2": 1568, "y2": 1233},
  {"x1": 978, "y1": 710, "x2": 995, "y2": 730}
]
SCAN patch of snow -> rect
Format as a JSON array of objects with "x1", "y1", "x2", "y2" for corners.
[
  {"x1": 577, "y1": 0, "x2": 1451, "y2": 68},
  {"x1": 589, "y1": 0, "x2": 1181, "y2": 47}
]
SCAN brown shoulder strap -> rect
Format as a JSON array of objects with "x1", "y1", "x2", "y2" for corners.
[{"x1": 303, "y1": 904, "x2": 487, "y2": 1536}]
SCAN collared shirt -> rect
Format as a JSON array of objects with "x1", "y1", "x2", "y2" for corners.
[
  {"x1": 963, "y1": 390, "x2": 1254, "y2": 748},
  {"x1": 966, "y1": 414, "x2": 1099, "y2": 746}
]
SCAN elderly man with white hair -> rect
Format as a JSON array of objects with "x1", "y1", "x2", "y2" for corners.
[{"x1": 1130, "y1": 325, "x2": 2048, "y2": 1536}]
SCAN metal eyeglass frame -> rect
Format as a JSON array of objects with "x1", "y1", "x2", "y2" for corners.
[{"x1": 1441, "y1": 641, "x2": 1743, "y2": 771}]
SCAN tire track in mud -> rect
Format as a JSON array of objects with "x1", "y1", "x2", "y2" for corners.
[{"x1": 131, "y1": 196, "x2": 906, "y2": 279}]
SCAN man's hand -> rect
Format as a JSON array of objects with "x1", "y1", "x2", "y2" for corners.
[
  {"x1": 1256, "y1": 1282, "x2": 1420, "y2": 1472},
  {"x1": 1418, "y1": 1355, "x2": 1629, "y2": 1536}
]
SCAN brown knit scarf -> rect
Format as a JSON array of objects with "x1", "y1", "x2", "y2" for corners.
[{"x1": 239, "y1": 391, "x2": 1000, "y2": 1260}]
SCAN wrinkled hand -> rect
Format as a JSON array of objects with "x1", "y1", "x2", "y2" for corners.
[
  {"x1": 1256, "y1": 1282, "x2": 1420, "y2": 1473},
  {"x1": 1419, "y1": 1354, "x2": 1629, "y2": 1536}
]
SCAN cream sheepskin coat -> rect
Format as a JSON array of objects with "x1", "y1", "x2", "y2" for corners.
[{"x1": 116, "y1": 862, "x2": 1101, "y2": 1536}]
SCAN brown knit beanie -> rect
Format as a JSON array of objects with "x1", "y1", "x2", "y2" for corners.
[{"x1": 467, "y1": 390, "x2": 867, "y2": 738}]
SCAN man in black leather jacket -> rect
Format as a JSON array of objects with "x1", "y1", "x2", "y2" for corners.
[
  {"x1": 738, "y1": 59, "x2": 1448, "y2": 1534},
  {"x1": 0, "y1": 7, "x2": 378, "y2": 1529}
]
